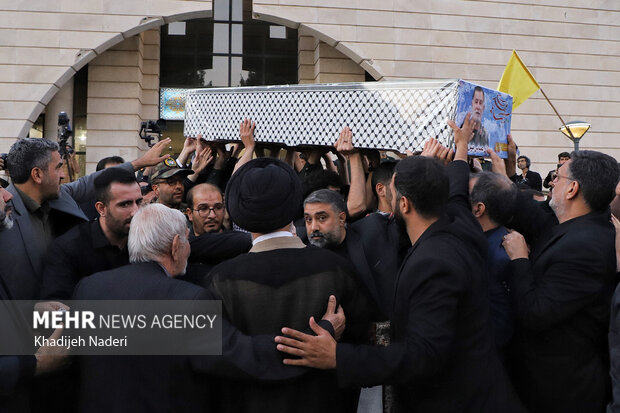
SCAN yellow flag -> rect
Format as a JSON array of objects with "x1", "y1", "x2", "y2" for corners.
[{"x1": 497, "y1": 50, "x2": 540, "y2": 110}]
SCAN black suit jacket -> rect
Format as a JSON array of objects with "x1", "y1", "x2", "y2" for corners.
[
  {"x1": 188, "y1": 230, "x2": 252, "y2": 265},
  {"x1": 72, "y1": 261, "x2": 308, "y2": 413},
  {"x1": 41, "y1": 220, "x2": 129, "y2": 300},
  {"x1": 345, "y1": 213, "x2": 405, "y2": 319},
  {"x1": 204, "y1": 242, "x2": 374, "y2": 413},
  {"x1": 508, "y1": 191, "x2": 617, "y2": 413},
  {"x1": 0, "y1": 275, "x2": 36, "y2": 413},
  {"x1": 608, "y1": 281, "x2": 620, "y2": 413},
  {"x1": 335, "y1": 161, "x2": 524, "y2": 413}
]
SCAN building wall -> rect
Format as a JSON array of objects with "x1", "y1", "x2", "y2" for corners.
[
  {"x1": 1, "y1": 1, "x2": 619, "y2": 176},
  {"x1": 0, "y1": 0, "x2": 213, "y2": 154},
  {"x1": 299, "y1": 35, "x2": 365, "y2": 84},
  {"x1": 84, "y1": 29, "x2": 160, "y2": 173},
  {"x1": 256, "y1": 0, "x2": 620, "y2": 175}
]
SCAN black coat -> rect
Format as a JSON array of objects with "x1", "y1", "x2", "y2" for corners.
[
  {"x1": 41, "y1": 220, "x2": 129, "y2": 300},
  {"x1": 188, "y1": 230, "x2": 252, "y2": 265},
  {"x1": 178, "y1": 230, "x2": 252, "y2": 286},
  {"x1": 507, "y1": 192, "x2": 617, "y2": 413},
  {"x1": 72, "y1": 261, "x2": 309, "y2": 413},
  {"x1": 204, "y1": 240, "x2": 376, "y2": 413},
  {"x1": 344, "y1": 213, "x2": 407, "y2": 319},
  {"x1": 0, "y1": 275, "x2": 36, "y2": 413},
  {"x1": 608, "y1": 281, "x2": 620, "y2": 413},
  {"x1": 335, "y1": 161, "x2": 525, "y2": 412}
]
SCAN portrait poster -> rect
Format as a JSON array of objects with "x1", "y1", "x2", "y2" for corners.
[
  {"x1": 455, "y1": 80, "x2": 513, "y2": 158},
  {"x1": 160, "y1": 88, "x2": 188, "y2": 120}
]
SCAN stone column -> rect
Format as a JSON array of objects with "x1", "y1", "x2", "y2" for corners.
[{"x1": 85, "y1": 29, "x2": 160, "y2": 174}]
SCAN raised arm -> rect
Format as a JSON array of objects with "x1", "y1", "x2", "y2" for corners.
[
  {"x1": 335, "y1": 127, "x2": 366, "y2": 218},
  {"x1": 232, "y1": 119, "x2": 256, "y2": 175},
  {"x1": 63, "y1": 138, "x2": 171, "y2": 203},
  {"x1": 177, "y1": 137, "x2": 197, "y2": 167}
]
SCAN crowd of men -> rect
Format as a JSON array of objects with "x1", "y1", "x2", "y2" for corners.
[{"x1": 1, "y1": 116, "x2": 620, "y2": 413}]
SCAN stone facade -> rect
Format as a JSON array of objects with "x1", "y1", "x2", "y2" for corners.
[
  {"x1": 0, "y1": 1, "x2": 619, "y2": 176},
  {"x1": 85, "y1": 29, "x2": 161, "y2": 166},
  {"x1": 298, "y1": 35, "x2": 365, "y2": 84}
]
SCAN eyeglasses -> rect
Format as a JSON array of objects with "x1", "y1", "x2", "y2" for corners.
[{"x1": 193, "y1": 203, "x2": 224, "y2": 217}]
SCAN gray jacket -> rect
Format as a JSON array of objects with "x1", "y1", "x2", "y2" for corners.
[{"x1": 0, "y1": 162, "x2": 134, "y2": 299}]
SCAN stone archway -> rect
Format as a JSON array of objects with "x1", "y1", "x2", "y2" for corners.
[
  {"x1": 1, "y1": 4, "x2": 380, "y2": 171},
  {"x1": 78, "y1": 11, "x2": 377, "y2": 171}
]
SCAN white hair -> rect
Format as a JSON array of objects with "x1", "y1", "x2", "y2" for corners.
[{"x1": 128, "y1": 203, "x2": 188, "y2": 263}]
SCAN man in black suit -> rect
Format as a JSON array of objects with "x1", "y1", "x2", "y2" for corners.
[
  {"x1": 502, "y1": 149, "x2": 619, "y2": 413},
  {"x1": 0, "y1": 277, "x2": 68, "y2": 413},
  {"x1": 204, "y1": 157, "x2": 376, "y2": 413},
  {"x1": 41, "y1": 167, "x2": 140, "y2": 300},
  {"x1": 303, "y1": 188, "x2": 402, "y2": 412},
  {"x1": 180, "y1": 183, "x2": 252, "y2": 285},
  {"x1": 0, "y1": 186, "x2": 68, "y2": 412},
  {"x1": 275, "y1": 116, "x2": 525, "y2": 412},
  {"x1": 303, "y1": 188, "x2": 402, "y2": 319},
  {"x1": 73, "y1": 203, "x2": 338, "y2": 413}
]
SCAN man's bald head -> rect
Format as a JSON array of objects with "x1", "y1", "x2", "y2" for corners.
[{"x1": 186, "y1": 184, "x2": 225, "y2": 235}]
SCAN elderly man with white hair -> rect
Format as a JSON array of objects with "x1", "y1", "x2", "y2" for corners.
[{"x1": 72, "y1": 203, "x2": 340, "y2": 413}]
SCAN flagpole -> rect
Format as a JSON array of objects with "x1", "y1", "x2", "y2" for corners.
[{"x1": 538, "y1": 87, "x2": 576, "y2": 140}]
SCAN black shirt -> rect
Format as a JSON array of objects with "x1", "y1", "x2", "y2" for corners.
[
  {"x1": 512, "y1": 170, "x2": 543, "y2": 191},
  {"x1": 188, "y1": 230, "x2": 252, "y2": 265},
  {"x1": 40, "y1": 220, "x2": 129, "y2": 300},
  {"x1": 330, "y1": 237, "x2": 351, "y2": 261}
]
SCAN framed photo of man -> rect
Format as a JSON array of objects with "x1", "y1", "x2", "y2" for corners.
[{"x1": 455, "y1": 80, "x2": 513, "y2": 158}]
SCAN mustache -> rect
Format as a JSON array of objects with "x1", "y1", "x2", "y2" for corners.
[{"x1": 310, "y1": 230, "x2": 325, "y2": 238}]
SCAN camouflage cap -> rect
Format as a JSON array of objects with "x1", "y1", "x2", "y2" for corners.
[{"x1": 150, "y1": 158, "x2": 193, "y2": 183}]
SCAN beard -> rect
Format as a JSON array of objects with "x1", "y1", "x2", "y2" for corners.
[
  {"x1": 308, "y1": 230, "x2": 341, "y2": 249},
  {"x1": 42, "y1": 175, "x2": 61, "y2": 201},
  {"x1": 105, "y1": 213, "x2": 132, "y2": 238},
  {"x1": 611, "y1": 195, "x2": 620, "y2": 219},
  {"x1": 549, "y1": 196, "x2": 562, "y2": 218},
  {"x1": 0, "y1": 209, "x2": 13, "y2": 231},
  {"x1": 393, "y1": 206, "x2": 410, "y2": 245},
  {"x1": 384, "y1": 186, "x2": 394, "y2": 213},
  {"x1": 203, "y1": 218, "x2": 222, "y2": 233}
]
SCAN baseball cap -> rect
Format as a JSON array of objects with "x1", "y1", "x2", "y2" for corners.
[{"x1": 149, "y1": 158, "x2": 193, "y2": 183}]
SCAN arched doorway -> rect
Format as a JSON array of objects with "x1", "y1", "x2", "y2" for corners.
[{"x1": 33, "y1": 1, "x2": 378, "y2": 173}]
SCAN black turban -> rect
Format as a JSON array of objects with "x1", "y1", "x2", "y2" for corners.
[{"x1": 225, "y1": 158, "x2": 302, "y2": 233}]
